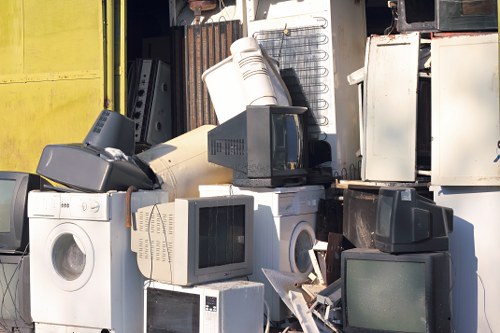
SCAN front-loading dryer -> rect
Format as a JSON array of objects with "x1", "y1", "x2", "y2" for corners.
[
  {"x1": 27, "y1": 190, "x2": 168, "y2": 333},
  {"x1": 199, "y1": 184, "x2": 324, "y2": 322}
]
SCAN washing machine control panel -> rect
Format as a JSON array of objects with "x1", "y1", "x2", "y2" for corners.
[{"x1": 59, "y1": 193, "x2": 109, "y2": 220}]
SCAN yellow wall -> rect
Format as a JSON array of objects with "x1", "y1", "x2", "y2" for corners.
[{"x1": 0, "y1": 0, "x2": 111, "y2": 173}]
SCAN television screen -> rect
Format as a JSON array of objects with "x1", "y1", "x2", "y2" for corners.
[
  {"x1": 131, "y1": 195, "x2": 254, "y2": 286},
  {"x1": 198, "y1": 204, "x2": 245, "y2": 268},
  {"x1": 375, "y1": 187, "x2": 453, "y2": 254},
  {"x1": 397, "y1": 0, "x2": 498, "y2": 32},
  {"x1": 0, "y1": 172, "x2": 48, "y2": 254},
  {"x1": 208, "y1": 105, "x2": 308, "y2": 187},
  {"x1": 342, "y1": 248, "x2": 451, "y2": 333}
]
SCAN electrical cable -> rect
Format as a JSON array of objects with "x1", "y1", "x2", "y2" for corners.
[
  {"x1": 477, "y1": 273, "x2": 494, "y2": 333},
  {"x1": 264, "y1": 300, "x2": 270, "y2": 333}
]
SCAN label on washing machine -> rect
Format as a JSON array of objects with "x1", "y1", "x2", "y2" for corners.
[{"x1": 27, "y1": 192, "x2": 61, "y2": 218}]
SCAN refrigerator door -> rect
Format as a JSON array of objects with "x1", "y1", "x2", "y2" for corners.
[
  {"x1": 431, "y1": 33, "x2": 499, "y2": 186},
  {"x1": 362, "y1": 32, "x2": 420, "y2": 182}
]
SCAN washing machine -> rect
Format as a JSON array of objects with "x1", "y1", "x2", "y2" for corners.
[
  {"x1": 199, "y1": 184, "x2": 324, "y2": 321},
  {"x1": 27, "y1": 190, "x2": 168, "y2": 333}
]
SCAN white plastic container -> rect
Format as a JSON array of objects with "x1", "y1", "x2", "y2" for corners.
[{"x1": 202, "y1": 37, "x2": 291, "y2": 124}]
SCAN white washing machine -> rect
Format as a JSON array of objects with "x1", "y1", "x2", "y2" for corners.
[
  {"x1": 199, "y1": 184, "x2": 324, "y2": 321},
  {"x1": 27, "y1": 190, "x2": 168, "y2": 333}
]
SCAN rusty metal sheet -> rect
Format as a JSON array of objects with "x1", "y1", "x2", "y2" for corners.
[{"x1": 183, "y1": 20, "x2": 242, "y2": 132}]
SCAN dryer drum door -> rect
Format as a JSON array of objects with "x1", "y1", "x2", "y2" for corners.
[
  {"x1": 289, "y1": 221, "x2": 316, "y2": 275},
  {"x1": 46, "y1": 222, "x2": 95, "y2": 291}
]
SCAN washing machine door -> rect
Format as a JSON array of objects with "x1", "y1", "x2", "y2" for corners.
[
  {"x1": 289, "y1": 221, "x2": 316, "y2": 275},
  {"x1": 46, "y1": 222, "x2": 95, "y2": 291}
]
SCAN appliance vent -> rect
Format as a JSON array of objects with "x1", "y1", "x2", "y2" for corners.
[{"x1": 211, "y1": 139, "x2": 245, "y2": 156}]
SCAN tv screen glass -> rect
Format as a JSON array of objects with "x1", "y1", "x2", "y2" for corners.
[
  {"x1": 345, "y1": 258, "x2": 426, "y2": 332},
  {"x1": 272, "y1": 113, "x2": 303, "y2": 172},
  {"x1": 198, "y1": 204, "x2": 246, "y2": 268},
  {"x1": 0, "y1": 179, "x2": 16, "y2": 233},
  {"x1": 147, "y1": 288, "x2": 199, "y2": 333}
]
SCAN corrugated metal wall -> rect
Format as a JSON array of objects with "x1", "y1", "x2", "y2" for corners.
[{"x1": 182, "y1": 20, "x2": 242, "y2": 132}]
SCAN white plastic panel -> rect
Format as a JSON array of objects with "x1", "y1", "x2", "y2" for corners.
[
  {"x1": 431, "y1": 33, "x2": 499, "y2": 186},
  {"x1": 433, "y1": 186, "x2": 500, "y2": 333},
  {"x1": 363, "y1": 32, "x2": 420, "y2": 182}
]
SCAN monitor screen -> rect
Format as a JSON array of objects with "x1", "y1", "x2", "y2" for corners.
[
  {"x1": 198, "y1": 204, "x2": 246, "y2": 268},
  {"x1": 0, "y1": 180, "x2": 16, "y2": 233},
  {"x1": 342, "y1": 248, "x2": 451, "y2": 333},
  {"x1": 271, "y1": 113, "x2": 303, "y2": 172}
]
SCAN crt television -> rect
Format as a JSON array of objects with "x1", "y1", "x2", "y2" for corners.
[
  {"x1": 208, "y1": 105, "x2": 308, "y2": 187},
  {"x1": 397, "y1": 0, "x2": 497, "y2": 32},
  {"x1": 0, "y1": 172, "x2": 48, "y2": 254},
  {"x1": 144, "y1": 280, "x2": 264, "y2": 333},
  {"x1": 131, "y1": 195, "x2": 254, "y2": 286},
  {"x1": 341, "y1": 248, "x2": 451, "y2": 333},
  {"x1": 375, "y1": 187, "x2": 453, "y2": 254}
]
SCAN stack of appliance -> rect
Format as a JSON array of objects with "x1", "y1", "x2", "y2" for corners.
[
  {"x1": 0, "y1": 172, "x2": 48, "y2": 333},
  {"x1": 395, "y1": 2, "x2": 498, "y2": 332},
  {"x1": 200, "y1": 36, "x2": 328, "y2": 324},
  {"x1": 130, "y1": 195, "x2": 265, "y2": 333},
  {"x1": 26, "y1": 109, "x2": 171, "y2": 332},
  {"x1": 340, "y1": 187, "x2": 454, "y2": 333},
  {"x1": 127, "y1": 117, "x2": 266, "y2": 332},
  {"x1": 199, "y1": 185, "x2": 325, "y2": 322}
]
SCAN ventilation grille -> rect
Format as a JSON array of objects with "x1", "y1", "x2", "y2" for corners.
[
  {"x1": 211, "y1": 139, "x2": 246, "y2": 156},
  {"x1": 252, "y1": 18, "x2": 330, "y2": 138}
]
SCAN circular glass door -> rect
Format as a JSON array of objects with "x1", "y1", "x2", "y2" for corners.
[
  {"x1": 47, "y1": 223, "x2": 95, "y2": 291},
  {"x1": 289, "y1": 221, "x2": 316, "y2": 275}
]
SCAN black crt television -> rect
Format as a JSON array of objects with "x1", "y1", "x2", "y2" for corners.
[
  {"x1": 341, "y1": 248, "x2": 452, "y2": 333},
  {"x1": 375, "y1": 187, "x2": 453, "y2": 254},
  {"x1": 207, "y1": 105, "x2": 308, "y2": 187},
  {"x1": 0, "y1": 172, "x2": 48, "y2": 254},
  {"x1": 397, "y1": 0, "x2": 498, "y2": 32}
]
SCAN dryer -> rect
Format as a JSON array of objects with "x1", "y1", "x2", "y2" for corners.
[
  {"x1": 27, "y1": 190, "x2": 168, "y2": 333},
  {"x1": 199, "y1": 185, "x2": 324, "y2": 321}
]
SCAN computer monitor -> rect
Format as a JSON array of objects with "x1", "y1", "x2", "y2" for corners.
[
  {"x1": 341, "y1": 248, "x2": 451, "y2": 333},
  {"x1": 375, "y1": 187, "x2": 453, "y2": 253},
  {"x1": 208, "y1": 105, "x2": 308, "y2": 187},
  {"x1": 0, "y1": 172, "x2": 48, "y2": 254},
  {"x1": 132, "y1": 195, "x2": 254, "y2": 286}
]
